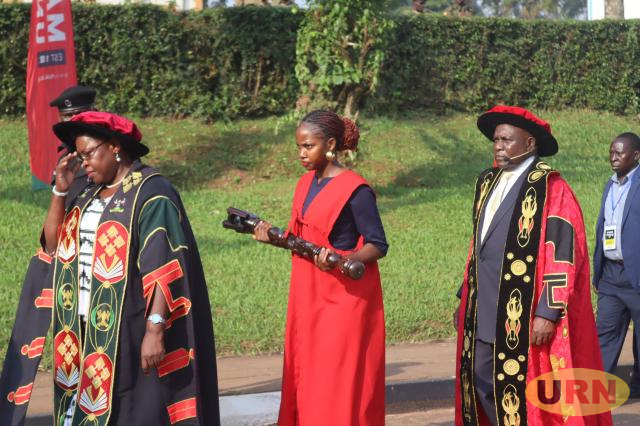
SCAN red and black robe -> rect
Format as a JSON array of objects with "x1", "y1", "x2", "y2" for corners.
[{"x1": 455, "y1": 162, "x2": 612, "y2": 426}]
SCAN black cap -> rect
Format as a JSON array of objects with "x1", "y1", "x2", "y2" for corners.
[{"x1": 49, "y1": 85, "x2": 97, "y2": 113}]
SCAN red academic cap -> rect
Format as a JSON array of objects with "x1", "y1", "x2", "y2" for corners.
[
  {"x1": 53, "y1": 111, "x2": 148, "y2": 158},
  {"x1": 477, "y1": 105, "x2": 558, "y2": 157}
]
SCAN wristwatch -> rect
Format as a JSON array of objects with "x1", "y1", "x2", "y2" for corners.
[{"x1": 147, "y1": 313, "x2": 167, "y2": 325}]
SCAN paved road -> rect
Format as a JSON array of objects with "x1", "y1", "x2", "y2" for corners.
[
  {"x1": 23, "y1": 336, "x2": 638, "y2": 425},
  {"x1": 25, "y1": 400, "x2": 640, "y2": 426},
  {"x1": 386, "y1": 400, "x2": 640, "y2": 425}
]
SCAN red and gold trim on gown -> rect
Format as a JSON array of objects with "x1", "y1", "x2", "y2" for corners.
[
  {"x1": 278, "y1": 170, "x2": 385, "y2": 426},
  {"x1": 455, "y1": 162, "x2": 612, "y2": 426}
]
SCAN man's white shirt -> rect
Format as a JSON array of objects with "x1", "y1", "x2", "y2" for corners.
[{"x1": 481, "y1": 156, "x2": 535, "y2": 243}]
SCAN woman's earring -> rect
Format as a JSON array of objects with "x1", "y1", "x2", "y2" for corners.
[
  {"x1": 325, "y1": 151, "x2": 335, "y2": 161},
  {"x1": 115, "y1": 152, "x2": 121, "y2": 163}
]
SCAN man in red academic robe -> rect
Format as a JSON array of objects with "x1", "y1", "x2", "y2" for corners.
[{"x1": 454, "y1": 106, "x2": 612, "y2": 425}]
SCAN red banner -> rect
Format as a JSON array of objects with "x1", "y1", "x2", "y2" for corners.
[{"x1": 26, "y1": 0, "x2": 77, "y2": 188}]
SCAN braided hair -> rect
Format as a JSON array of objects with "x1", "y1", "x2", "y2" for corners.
[{"x1": 300, "y1": 110, "x2": 360, "y2": 151}]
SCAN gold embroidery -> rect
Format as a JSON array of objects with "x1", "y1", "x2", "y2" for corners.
[
  {"x1": 550, "y1": 354, "x2": 566, "y2": 372},
  {"x1": 96, "y1": 309, "x2": 111, "y2": 331},
  {"x1": 462, "y1": 369, "x2": 472, "y2": 422},
  {"x1": 57, "y1": 334, "x2": 78, "y2": 365},
  {"x1": 132, "y1": 172, "x2": 142, "y2": 186},
  {"x1": 64, "y1": 215, "x2": 77, "y2": 242},
  {"x1": 550, "y1": 354, "x2": 573, "y2": 421},
  {"x1": 510, "y1": 260, "x2": 527, "y2": 276},
  {"x1": 61, "y1": 288, "x2": 73, "y2": 309},
  {"x1": 502, "y1": 385, "x2": 521, "y2": 426},
  {"x1": 517, "y1": 188, "x2": 537, "y2": 248},
  {"x1": 122, "y1": 171, "x2": 143, "y2": 193},
  {"x1": 86, "y1": 357, "x2": 111, "y2": 390},
  {"x1": 504, "y1": 359, "x2": 520, "y2": 376},
  {"x1": 506, "y1": 289, "x2": 523, "y2": 350},
  {"x1": 98, "y1": 225, "x2": 126, "y2": 258},
  {"x1": 528, "y1": 162, "x2": 551, "y2": 183},
  {"x1": 562, "y1": 404, "x2": 576, "y2": 421},
  {"x1": 476, "y1": 174, "x2": 494, "y2": 214}
]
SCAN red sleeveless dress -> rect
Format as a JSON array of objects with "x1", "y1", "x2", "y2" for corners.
[{"x1": 278, "y1": 170, "x2": 385, "y2": 426}]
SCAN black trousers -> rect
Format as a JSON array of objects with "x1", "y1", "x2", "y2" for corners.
[
  {"x1": 474, "y1": 339, "x2": 497, "y2": 425},
  {"x1": 596, "y1": 260, "x2": 640, "y2": 382}
]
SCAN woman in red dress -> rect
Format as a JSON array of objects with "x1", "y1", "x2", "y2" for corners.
[{"x1": 255, "y1": 110, "x2": 388, "y2": 425}]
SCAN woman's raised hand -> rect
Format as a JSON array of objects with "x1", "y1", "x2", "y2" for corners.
[{"x1": 54, "y1": 152, "x2": 81, "y2": 192}]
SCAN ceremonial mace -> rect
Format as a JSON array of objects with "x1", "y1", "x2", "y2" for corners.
[{"x1": 222, "y1": 207, "x2": 365, "y2": 280}]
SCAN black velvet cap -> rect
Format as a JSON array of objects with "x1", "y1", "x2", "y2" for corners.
[{"x1": 49, "y1": 85, "x2": 96, "y2": 113}]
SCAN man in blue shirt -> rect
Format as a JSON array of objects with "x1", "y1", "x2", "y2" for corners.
[{"x1": 594, "y1": 132, "x2": 640, "y2": 395}]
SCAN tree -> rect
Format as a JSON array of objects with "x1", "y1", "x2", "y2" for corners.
[
  {"x1": 479, "y1": 0, "x2": 585, "y2": 19},
  {"x1": 604, "y1": 0, "x2": 624, "y2": 18},
  {"x1": 445, "y1": 0, "x2": 474, "y2": 16},
  {"x1": 234, "y1": 0, "x2": 292, "y2": 5},
  {"x1": 295, "y1": 0, "x2": 394, "y2": 118},
  {"x1": 389, "y1": 0, "x2": 460, "y2": 14},
  {"x1": 234, "y1": 0, "x2": 266, "y2": 5}
]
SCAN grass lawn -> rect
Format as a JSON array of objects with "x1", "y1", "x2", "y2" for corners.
[{"x1": 0, "y1": 109, "x2": 634, "y2": 368}]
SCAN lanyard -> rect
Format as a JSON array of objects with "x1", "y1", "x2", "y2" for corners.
[{"x1": 610, "y1": 177, "x2": 633, "y2": 216}]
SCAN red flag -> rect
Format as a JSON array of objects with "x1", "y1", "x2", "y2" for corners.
[{"x1": 26, "y1": 0, "x2": 77, "y2": 189}]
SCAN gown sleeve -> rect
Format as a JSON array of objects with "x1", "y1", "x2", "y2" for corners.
[
  {"x1": 136, "y1": 193, "x2": 213, "y2": 423},
  {"x1": 535, "y1": 176, "x2": 586, "y2": 325},
  {"x1": 137, "y1": 195, "x2": 192, "y2": 326}
]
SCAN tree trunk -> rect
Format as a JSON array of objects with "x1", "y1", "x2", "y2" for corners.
[
  {"x1": 605, "y1": 0, "x2": 624, "y2": 18},
  {"x1": 344, "y1": 86, "x2": 365, "y2": 120}
]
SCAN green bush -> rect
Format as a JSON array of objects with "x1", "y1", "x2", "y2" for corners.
[
  {"x1": 371, "y1": 15, "x2": 640, "y2": 114},
  {"x1": 0, "y1": 4, "x2": 29, "y2": 116},
  {"x1": 0, "y1": 4, "x2": 300, "y2": 120},
  {"x1": 78, "y1": 5, "x2": 301, "y2": 119},
  {"x1": 2, "y1": 5, "x2": 640, "y2": 118}
]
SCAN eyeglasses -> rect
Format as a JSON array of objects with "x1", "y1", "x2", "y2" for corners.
[{"x1": 77, "y1": 141, "x2": 107, "y2": 162}]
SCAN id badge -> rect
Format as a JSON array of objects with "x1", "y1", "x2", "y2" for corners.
[{"x1": 604, "y1": 225, "x2": 617, "y2": 251}]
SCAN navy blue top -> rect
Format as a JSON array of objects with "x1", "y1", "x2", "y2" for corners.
[{"x1": 302, "y1": 176, "x2": 388, "y2": 255}]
